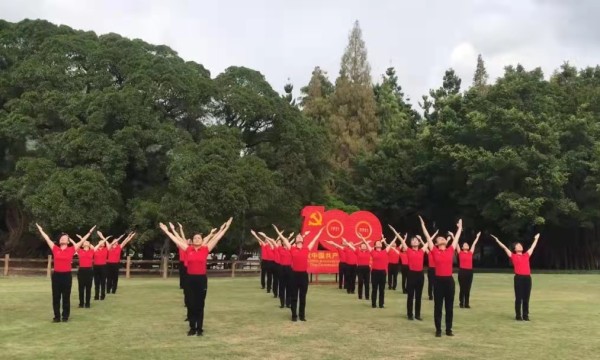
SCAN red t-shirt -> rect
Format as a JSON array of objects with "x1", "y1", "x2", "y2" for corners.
[
  {"x1": 338, "y1": 248, "x2": 347, "y2": 263},
  {"x1": 428, "y1": 251, "x2": 436, "y2": 268},
  {"x1": 291, "y1": 247, "x2": 309, "y2": 272},
  {"x1": 278, "y1": 247, "x2": 292, "y2": 266},
  {"x1": 371, "y1": 250, "x2": 388, "y2": 270},
  {"x1": 77, "y1": 249, "x2": 94, "y2": 268},
  {"x1": 93, "y1": 247, "x2": 107, "y2": 265},
  {"x1": 458, "y1": 251, "x2": 473, "y2": 270},
  {"x1": 107, "y1": 244, "x2": 122, "y2": 264},
  {"x1": 387, "y1": 249, "x2": 400, "y2": 264},
  {"x1": 186, "y1": 246, "x2": 209, "y2": 275},
  {"x1": 432, "y1": 247, "x2": 454, "y2": 276},
  {"x1": 511, "y1": 253, "x2": 531, "y2": 275},
  {"x1": 345, "y1": 248, "x2": 357, "y2": 265},
  {"x1": 52, "y1": 245, "x2": 75, "y2": 272},
  {"x1": 271, "y1": 247, "x2": 281, "y2": 264},
  {"x1": 406, "y1": 248, "x2": 424, "y2": 271},
  {"x1": 356, "y1": 249, "x2": 371, "y2": 266},
  {"x1": 399, "y1": 251, "x2": 408, "y2": 265},
  {"x1": 261, "y1": 244, "x2": 272, "y2": 261}
]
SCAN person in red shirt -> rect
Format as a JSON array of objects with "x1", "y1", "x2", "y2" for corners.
[
  {"x1": 348, "y1": 239, "x2": 372, "y2": 301},
  {"x1": 399, "y1": 246, "x2": 409, "y2": 294},
  {"x1": 172, "y1": 223, "x2": 192, "y2": 321},
  {"x1": 274, "y1": 225, "x2": 323, "y2": 322},
  {"x1": 327, "y1": 240, "x2": 357, "y2": 294},
  {"x1": 93, "y1": 234, "x2": 110, "y2": 301},
  {"x1": 160, "y1": 218, "x2": 232, "y2": 336},
  {"x1": 259, "y1": 231, "x2": 295, "y2": 309},
  {"x1": 337, "y1": 243, "x2": 347, "y2": 290},
  {"x1": 269, "y1": 237, "x2": 281, "y2": 299},
  {"x1": 391, "y1": 225, "x2": 429, "y2": 321},
  {"x1": 360, "y1": 236, "x2": 392, "y2": 308},
  {"x1": 256, "y1": 235, "x2": 274, "y2": 292},
  {"x1": 106, "y1": 232, "x2": 135, "y2": 295},
  {"x1": 36, "y1": 223, "x2": 94, "y2": 322},
  {"x1": 74, "y1": 236, "x2": 97, "y2": 309},
  {"x1": 456, "y1": 232, "x2": 480, "y2": 309},
  {"x1": 422, "y1": 216, "x2": 462, "y2": 337},
  {"x1": 492, "y1": 233, "x2": 540, "y2": 321},
  {"x1": 387, "y1": 241, "x2": 401, "y2": 291}
]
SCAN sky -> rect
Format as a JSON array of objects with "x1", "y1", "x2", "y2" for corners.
[{"x1": 2, "y1": 0, "x2": 600, "y2": 106}]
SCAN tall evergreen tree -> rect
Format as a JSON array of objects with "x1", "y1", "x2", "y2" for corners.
[
  {"x1": 329, "y1": 20, "x2": 378, "y2": 168},
  {"x1": 299, "y1": 66, "x2": 333, "y2": 124},
  {"x1": 473, "y1": 54, "x2": 489, "y2": 88}
]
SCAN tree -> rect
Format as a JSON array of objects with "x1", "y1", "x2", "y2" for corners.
[
  {"x1": 329, "y1": 20, "x2": 378, "y2": 169},
  {"x1": 472, "y1": 54, "x2": 489, "y2": 88},
  {"x1": 299, "y1": 66, "x2": 334, "y2": 125}
]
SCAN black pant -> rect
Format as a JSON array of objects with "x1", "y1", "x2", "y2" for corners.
[
  {"x1": 52, "y1": 271, "x2": 72, "y2": 320},
  {"x1": 260, "y1": 260, "x2": 267, "y2": 288},
  {"x1": 458, "y1": 269, "x2": 473, "y2": 307},
  {"x1": 272, "y1": 263, "x2": 280, "y2": 297},
  {"x1": 387, "y1": 263, "x2": 399, "y2": 290},
  {"x1": 291, "y1": 271, "x2": 309, "y2": 319},
  {"x1": 357, "y1": 265, "x2": 370, "y2": 300},
  {"x1": 371, "y1": 269, "x2": 386, "y2": 307},
  {"x1": 261, "y1": 260, "x2": 273, "y2": 292},
  {"x1": 77, "y1": 268, "x2": 93, "y2": 307},
  {"x1": 279, "y1": 265, "x2": 292, "y2": 307},
  {"x1": 434, "y1": 276, "x2": 455, "y2": 332},
  {"x1": 400, "y1": 265, "x2": 409, "y2": 293},
  {"x1": 93, "y1": 265, "x2": 106, "y2": 299},
  {"x1": 345, "y1": 265, "x2": 356, "y2": 293},
  {"x1": 427, "y1": 267, "x2": 435, "y2": 299},
  {"x1": 187, "y1": 274, "x2": 208, "y2": 331},
  {"x1": 514, "y1": 275, "x2": 532, "y2": 318},
  {"x1": 338, "y1": 262, "x2": 346, "y2": 289},
  {"x1": 106, "y1": 263, "x2": 120, "y2": 294},
  {"x1": 407, "y1": 270, "x2": 424, "y2": 318},
  {"x1": 179, "y1": 262, "x2": 186, "y2": 290}
]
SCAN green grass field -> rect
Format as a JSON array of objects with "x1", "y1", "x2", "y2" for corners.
[{"x1": 1, "y1": 274, "x2": 599, "y2": 360}]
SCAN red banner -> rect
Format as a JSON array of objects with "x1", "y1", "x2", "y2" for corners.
[{"x1": 301, "y1": 206, "x2": 382, "y2": 273}]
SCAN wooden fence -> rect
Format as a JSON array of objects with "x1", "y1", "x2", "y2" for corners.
[{"x1": 0, "y1": 254, "x2": 261, "y2": 278}]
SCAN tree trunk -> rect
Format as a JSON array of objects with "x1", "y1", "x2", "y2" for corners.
[{"x1": 4, "y1": 203, "x2": 27, "y2": 253}]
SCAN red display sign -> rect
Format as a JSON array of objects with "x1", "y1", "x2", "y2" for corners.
[{"x1": 301, "y1": 206, "x2": 382, "y2": 273}]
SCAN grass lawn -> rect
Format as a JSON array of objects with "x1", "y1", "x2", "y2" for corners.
[{"x1": 1, "y1": 273, "x2": 599, "y2": 360}]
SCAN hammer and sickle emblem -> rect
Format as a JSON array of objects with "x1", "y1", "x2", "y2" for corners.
[{"x1": 308, "y1": 212, "x2": 323, "y2": 226}]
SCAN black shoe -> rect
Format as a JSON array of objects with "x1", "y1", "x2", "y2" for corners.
[
  {"x1": 366, "y1": 297, "x2": 370, "y2": 301},
  {"x1": 85, "y1": 304, "x2": 90, "y2": 308},
  {"x1": 415, "y1": 317, "x2": 423, "y2": 321},
  {"x1": 78, "y1": 304, "x2": 83, "y2": 308},
  {"x1": 300, "y1": 317, "x2": 306, "y2": 322},
  {"x1": 358, "y1": 297, "x2": 362, "y2": 300},
  {"x1": 286, "y1": 304, "x2": 291, "y2": 308},
  {"x1": 279, "y1": 305, "x2": 285, "y2": 309},
  {"x1": 446, "y1": 330, "x2": 454, "y2": 336},
  {"x1": 429, "y1": 296, "x2": 433, "y2": 301},
  {"x1": 187, "y1": 328, "x2": 196, "y2": 336},
  {"x1": 266, "y1": 289, "x2": 271, "y2": 293},
  {"x1": 184, "y1": 318, "x2": 189, "y2": 322},
  {"x1": 273, "y1": 295, "x2": 278, "y2": 298},
  {"x1": 523, "y1": 316, "x2": 530, "y2": 321},
  {"x1": 516, "y1": 316, "x2": 523, "y2": 321},
  {"x1": 62, "y1": 318, "x2": 68, "y2": 322},
  {"x1": 100, "y1": 296, "x2": 105, "y2": 300},
  {"x1": 403, "y1": 290, "x2": 407, "y2": 294},
  {"x1": 372, "y1": 304, "x2": 376, "y2": 308},
  {"x1": 435, "y1": 331, "x2": 442, "y2": 337},
  {"x1": 408, "y1": 316, "x2": 414, "y2": 321},
  {"x1": 459, "y1": 304, "x2": 464, "y2": 308},
  {"x1": 196, "y1": 329, "x2": 203, "y2": 336},
  {"x1": 261, "y1": 286, "x2": 265, "y2": 289},
  {"x1": 292, "y1": 316, "x2": 298, "y2": 322},
  {"x1": 388, "y1": 287, "x2": 392, "y2": 290},
  {"x1": 94, "y1": 296, "x2": 99, "y2": 301},
  {"x1": 465, "y1": 305, "x2": 471, "y2": 309},
  {"x1": 53, "y1": 318, "x2": 61, "y2": 323}
]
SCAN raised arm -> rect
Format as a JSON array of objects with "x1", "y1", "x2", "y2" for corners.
[
  {"x1": 272, "y1": 225, "x2": 291, "y2": 249},
  {"x1": 93, "y1": 239, "x2": 109, "y2": 251},
  {"x1": 425, "y1": 230, "x2": 439, "y2": 251},
  {"x1": 326, "y1": 240, "x2": 343, "y2": 250},
  {"x1": 418, "y1": 216, "x2": 433, "y2": 244},
  {"x1": 359, "y1": 235, "x2": 373, "y2": 252},
  {"x1": 72, "y1": 235, "x2": 86, "y2": 251},
  {"x1": 121, "y1": 232, "x2": 136, "y2": 248},
  {"x1": 177, "y1": 223, "x2": 187, "y2": 243},
  {"x1": 250, "y1": 230, "x2": 266, "y2": 246},
  {"x1": 35, "y1": 223, "x2": 55, "y2": 249},
  {"x1": 383, "y1": 238, "x2": 394, "y2": 252},
  {"x1": 78, "y1": 225, "x2": 97, "y2": 243},
  {"x1": 307, "y1": 228, "x2": 323, "y2": 251},
  {"x1": 342, "y1": 238, "x2": 356, "y2": 251},
  {"x1": 416, "y1": 235, "x2": 430, "y2": 254},
  {"x1": 470, "y1": 232, "x2": 481, "y2": 254},
  {"x1": 527, "y1": 234, "x2": 540, "y2": 256},
  {"x1": 160, "y1": 223, "x2": 188, "y2": 250},
  {"x1": 451, "y1": 219, "x2": 463, "y2": 249},
  {"x1": 206, "y1": 217, "x2": 233, "y2": 252},
  {"x1": 491, "y1": 235, "x2": 512, "y2": 258}
]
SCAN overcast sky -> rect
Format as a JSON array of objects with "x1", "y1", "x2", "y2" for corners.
[{"x1": 2, "y1": 0, "x2": 600, "y2": 106}]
